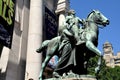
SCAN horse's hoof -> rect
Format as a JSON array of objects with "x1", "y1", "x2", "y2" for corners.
[
  {"x1": 36, "y1": 49, "x2": 40, "y2": 53},
  {"x1": 95, "y1": 66, "x2": 100, "y2": 74},
  {"x1": 36, "y1": 48, "x2": 42, "y2": 53},
  {"x1": 53, "y1": 72, "x2": 61, "y2": 78},
  {"x1": 39, "y1": 77, "x2": 42, "y2": 80}
]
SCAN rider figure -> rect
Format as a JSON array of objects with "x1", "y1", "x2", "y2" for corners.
[
  {"x1": 53, "y1": 10, "x2": 84, "y2": 77},
  {"x1": 64, "y1": 9, "x2": 84, "y2": 45},
  {"x1": 59, "y1": 10, "x2": 84, "y2": 51}
]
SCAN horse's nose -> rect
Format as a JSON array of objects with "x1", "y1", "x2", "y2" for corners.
[{"x1": 106, "y1": 20, "x2": 110, "y2": 25}]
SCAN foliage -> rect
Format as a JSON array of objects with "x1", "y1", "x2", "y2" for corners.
[
  {"x1": 87, "y1": 56, "x2": 106, "y2": 76},
  {"x1": 87, "y1": 56, "x2": 120, "y2": 80},
  {"x1": 98, "y1": 66, "x2": 120, "y2": 80}
]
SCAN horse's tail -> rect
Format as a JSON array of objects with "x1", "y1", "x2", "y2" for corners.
[{"x1": 36, "y1": 40, "x2": 50, "y2": 53}]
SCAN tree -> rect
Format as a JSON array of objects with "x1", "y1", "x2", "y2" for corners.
[{"x1": 87, "y1": 56, "x2": 120, "y2": 80}]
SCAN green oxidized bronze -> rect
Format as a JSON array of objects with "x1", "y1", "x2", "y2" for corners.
[{"x1": 36, "y1": 10, "x2": 109, "y2": 80}]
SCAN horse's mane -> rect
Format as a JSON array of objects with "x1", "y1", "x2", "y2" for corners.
[{"x1": 87, "y1": 10, "x2": 94, "y2": 19}]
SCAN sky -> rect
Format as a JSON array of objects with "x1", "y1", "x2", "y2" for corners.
[{"x1": 70, "y1": 0, "x2": 120, "y2": 55}]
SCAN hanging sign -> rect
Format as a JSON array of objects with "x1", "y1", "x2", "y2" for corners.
[
  {"x1": 0, "y1": 0, "x2": 16, "y2": 48},
  {"x1": 45, "y1": 7, "x2": 58, "y2": 40}
]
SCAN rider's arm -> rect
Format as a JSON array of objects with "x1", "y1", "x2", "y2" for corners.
[{"x1": 65, "y1": 16, "x2": 74, "y2": 29}]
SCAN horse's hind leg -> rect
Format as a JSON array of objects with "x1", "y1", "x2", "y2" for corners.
[
  {"x1": 39, "y1": 43, "x2": 59, "y2": 80},
  {"x1": 86, "y1": 40, "x2": 102, "y2": 73},
  {"x1": 39, "y1": 54, "x2": 53, "y2": 80}
]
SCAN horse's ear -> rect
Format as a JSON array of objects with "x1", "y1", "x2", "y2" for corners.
[
  {"x1": 92, "y1": 9, "x2": 96, "y2": 13},
  {"x1": 97, "y1": 10, "x2": 100, "y2": 13}
]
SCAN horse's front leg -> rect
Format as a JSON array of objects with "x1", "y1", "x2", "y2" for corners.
[{"x1": 95, "y1": 56, "x2": 102, "y2": 74}]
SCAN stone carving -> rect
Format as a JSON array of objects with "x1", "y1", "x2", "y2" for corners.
[{"x1": 36, "y1": 10, "x2": 109, "y2": 80}]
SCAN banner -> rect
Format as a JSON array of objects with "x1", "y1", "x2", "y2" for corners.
[
  {"x1": 48, "y1": 55, "x2": 59, "y2": 69},
  {"x1": 45, "y1": 7, "x2": 58, "y2": 40},
  {"x1": 0, "y1": 0, "x2": 16, "y2": 48}
]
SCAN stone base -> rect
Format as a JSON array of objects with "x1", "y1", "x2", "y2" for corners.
[{"x1": 45, "y1": 75, "x2": 96, "y2": 80}]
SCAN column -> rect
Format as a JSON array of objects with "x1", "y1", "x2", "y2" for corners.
[
  {"x1": 25, "y1": 0, "x2": 43, "y2": 80},
  {"x1": 0, "y1": 47, "x2": 9, "y2": 72},
  {"x1": 0, "y1": 47, "x2": 10, "y2": 80},
  {"x1": 55, "y1": 0, "x2": 70, "y2": 35}
]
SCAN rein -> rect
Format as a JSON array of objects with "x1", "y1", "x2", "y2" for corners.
[{"x1": 85, "y1": 20, "x2": 105, "y2": 29}]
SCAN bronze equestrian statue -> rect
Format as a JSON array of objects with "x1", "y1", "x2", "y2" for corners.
[{"x1": 36, "y1": 10, "x2": 109, "y2": 80}]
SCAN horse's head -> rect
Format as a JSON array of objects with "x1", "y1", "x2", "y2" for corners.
[{"x1": 87, "y1": 10, "x2": 109, "y2": 27}]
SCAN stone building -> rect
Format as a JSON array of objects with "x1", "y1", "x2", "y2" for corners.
[
  {"x1": 103, "y1": 41, "x2": 120, "y2": 67},
  {"x1": 0, "y1": 0, "x2": 70, "y2": 80}
]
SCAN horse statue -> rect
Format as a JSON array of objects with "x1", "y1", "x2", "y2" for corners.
[
  {"x1": 76, "y1": 10, "x2": 109, "y2": 74},
  {"x1": 53, "y1": 10, "x2": 109, "y2": 76},
  {"x1": 36, "y1": 10, "x2": 109, "y2": 80}
]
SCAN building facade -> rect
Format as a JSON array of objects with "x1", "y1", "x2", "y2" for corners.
[
  {"x1": 103, "y1": 41, "x2": 120, "y2": 67},
  {"x1": 0, "y1": 0, "x2": 70, "y2": 80}
]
